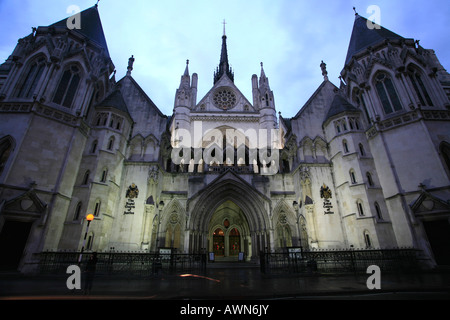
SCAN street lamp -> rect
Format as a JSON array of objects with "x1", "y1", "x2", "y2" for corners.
[{"x1": 78, "y1": 214, "x2": 95, "y2": 264}]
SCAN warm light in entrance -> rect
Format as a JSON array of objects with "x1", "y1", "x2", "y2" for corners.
[{"x1": 86, "y1": 214, "x2": 95, "y2": 222}]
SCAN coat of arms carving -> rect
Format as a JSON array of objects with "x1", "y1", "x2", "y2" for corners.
[
  {"x1": 320, "y1": 184, "x2": 332, "y2": 200},
  {"x1": 126, "y1": 183, "x2": 139, "y2": 199}
]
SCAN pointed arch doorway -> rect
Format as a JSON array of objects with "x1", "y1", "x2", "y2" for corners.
[{"x1": 208, "y1": 200, "x2": 250, "y2": 260}]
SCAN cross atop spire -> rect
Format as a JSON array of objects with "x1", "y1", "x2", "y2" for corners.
[
  {"x1": 214, "y1": 21, "x2": 234, "y2": 84},
  {"x1": 223, "y1": 19, "x2": 227, "y2": 36}
]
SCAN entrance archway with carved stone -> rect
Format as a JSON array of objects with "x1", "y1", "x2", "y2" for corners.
[
  {"x1": 208, "y1": 200, "x2": 250, "y2": 259},
  {"x1": 187, "y1": 171, "x2": 271, "y2": 261}
]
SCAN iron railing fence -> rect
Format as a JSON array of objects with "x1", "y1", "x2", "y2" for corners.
[
  {"x1": 260, "y1": 248, "x2": 422, "y2": 275},
  {"x1": 37, "y1": 251, "x2": 207, "y2": 277}
]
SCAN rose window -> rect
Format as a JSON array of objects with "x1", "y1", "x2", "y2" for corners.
[{"x1": 213, "y1": 88, "x2": 237, "y2": 110}]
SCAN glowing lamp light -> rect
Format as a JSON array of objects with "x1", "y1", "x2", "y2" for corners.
[{"x1": 86, "y1": 214, "x2": 95, "y2": 222}]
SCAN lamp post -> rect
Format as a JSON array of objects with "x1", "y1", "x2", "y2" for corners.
[{"x1": 78, "y1": 214, "x2": 95, "y2": 264}]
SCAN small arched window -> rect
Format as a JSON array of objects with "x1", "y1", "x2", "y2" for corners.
[
  {"x1": 86, "y1": 233, "x2": 94, "y2": 250},
  {"x1": 53, "y1": 64, "x2": 81, "y2": 108},
  {"x1": 74, "y1": 202, "x2": 83, "y2": 221},
  {"x1": 359, "y1": 143, "x2": 365, "y2": 156},
  {"x1": 343, "y1": 139, "x2": 349, "y2": 153},
  {"x1": 82, "y1": 170, "x2": 90, "y2": 185},
  {"x1": 366, "y1": 172, "x2": 374, "y2": 186},
  {"x1": 357, "y1": 200, "x2": 365, "y2": 216},
  {"x1": 408, "y1": 66, "x2": 433, "y2": 106},
  {"x1": 107, "y1": 136, "x2": 115, "y2": 151},
  {"x1": 374, "y1": 72, "x2": 403, "y2": 115},
  {"x1": 364, "y1": 231, "x2": 372, "y2": 248},
  {"x1": 16, "y1": 57, "x2": 46, "y2": 98},
  {"x1": 350, "y1": 169, "x2": 357, "y2": 184},
  {"x1": 101, "y1": 168, "x2": 108, "y2": 183},
  {"x1": 374, "y1": 202, "x2": 383, "y2": 220},
  {"x1": 93, "y1": 200, "x2": 101, "y2": 217},
  {"x1": 91, "y1": 140, "x2": 98, "y2": 154}
]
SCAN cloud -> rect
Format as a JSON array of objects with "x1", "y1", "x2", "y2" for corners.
[{"x1": 0, "y1": 0, "x2": 449, "y2": 117}]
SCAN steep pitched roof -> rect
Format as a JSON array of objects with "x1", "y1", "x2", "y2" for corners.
[
  {"x1": 117, "y1": 75, "x2": 167, "y2": 118},
  {"x1": 96, "y1": 89, "x2": 130, "y2": 115},
  {"x1": 324, "y1": 94, "x2": 359, "y2": 122},
  {"x1": 345, "y1": 14, "x2": 404, "y2": 65},
  {"x1": 49, "y1": 5, "x2": 110, "y2": 57}
]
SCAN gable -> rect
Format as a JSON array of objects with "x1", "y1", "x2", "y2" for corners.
[
  {"x1": 3, "y1": 190, "x2": 47, "y2": 218},
  {"x1": 194, "y1": 74, "x2": 256, "y2": 113},
  {"x1": 410, "y1": 191, "x2": 450, "y2": 215},
  {"x1": 291, "y1": 80, "x2": 337, "y2": 143}
]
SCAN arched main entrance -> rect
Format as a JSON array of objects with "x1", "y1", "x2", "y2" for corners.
[
  {"x1": 208, "y1": 200, "x2": 250, "y2": 259},
  {"x1": 187, "y1": 172, "x2": 271, "y2": 261}
]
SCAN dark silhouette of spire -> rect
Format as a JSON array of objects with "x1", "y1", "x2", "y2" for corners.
[{"x1": 214, "y1": 20, "x2": 234, "y2": 84}]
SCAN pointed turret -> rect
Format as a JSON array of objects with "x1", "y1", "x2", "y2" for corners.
[
  {"x1": 259, "y1": 62, "x2": 270, "y2": 89},
  {"x1": 174, "y1": 59, "x2": 197, "y2": 111},
  {"x1": 179, "y1": 60, "x2": 191, "y2": 89},
  {"x1": 345, "y1": 13, "x2": 404, "y2": 65},
  {"x1": 214, "y1": 21, "x2": 234, "y2": 84}
]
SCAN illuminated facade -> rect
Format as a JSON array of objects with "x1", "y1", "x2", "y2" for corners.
[{"x1": 0, "y1": 6, "x2": 449, "y2": 272}]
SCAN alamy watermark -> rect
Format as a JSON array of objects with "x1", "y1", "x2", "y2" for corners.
[
  {"x1": 66, "y1": 5, "x2": 81, "y2": 30},
  {"x1": 170, "y1": 121, "x2": 283, "y2": 176},
  {"x1": 366, "y1": 5, "x2": 381, "y2": 30},
  {"x1": 366, "y1": 265, "x2": 381, "y2": 290}
]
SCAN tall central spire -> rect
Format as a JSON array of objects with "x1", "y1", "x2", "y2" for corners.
[{"x1": 214, "y1": 20, "x2": 234, "y2": 84}]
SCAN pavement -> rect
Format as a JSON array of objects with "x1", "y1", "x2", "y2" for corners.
[{"x1": 1, "y1": 262, "x2": 450, "y2": 301}]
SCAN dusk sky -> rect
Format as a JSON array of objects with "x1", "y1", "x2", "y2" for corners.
[{"x1": 1, "y1": 0, "x2": 449, "y2": 117}]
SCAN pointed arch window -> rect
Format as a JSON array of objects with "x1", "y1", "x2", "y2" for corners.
[
  {"x1": 408, "y1": 66, "x2": 433, "y2": 106},
  {"x1": 343, "y1": 139, "x2": 349, "y2": 153},
  {"x1": 366, "y1": 172, "x2": 374, "y2": 186},
  {"x1": 107, "y1": 136, "x2": 115, "y2": 151},
  {"x1": 374, "y1": 202, "x2": 383, "y2": 220},
  {"x1": 374, "y1": 72, "x2": 403, "y2": 115},
  {"x1": 359, "y1": 143, "x2": 365, "y2": 156},
  {"x1": 350, "y1": 169, "x2": 357, "y2": 184},
  {"x1": 100, "y1": 168, "x2": 108, "y2": 183},
  {"x1": 74, "y1": 202, "x2": 83, "y2": 221},
  {"x1": 53, "y1": 64, "x2": 81, "y2": 108},
  {"x1": 91, "y1": 140, "x2": 98, "y2": 154},
  {"x1": 82, "y1": 170, "x2": 90, "y2": 185},
  {"x1": 364, "y1": 231, "x2": 372, "y2": 248},
  {"x1": 16, "y1": 57, "x2": 46, "y2": 98},
  {"x1": 357, "y1": 200, "x2": 365, "y2": 216},
  {"x1": 93, "y1": 200, "x2": 101, "y2": 217}
]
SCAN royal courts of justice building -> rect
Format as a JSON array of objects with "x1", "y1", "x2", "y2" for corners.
[{"x1": 0, "y1": 5, "x2": 449, "y2": 273}]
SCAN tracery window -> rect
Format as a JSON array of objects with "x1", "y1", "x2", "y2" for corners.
[
  {"x1": 16, "y1": 57, "x2": 46, "y2": 98},
  {"x1": 408, "y1": 66, "x2": 433, "y2": 106},
  {"x1": 53, "y1": 64, "x2": 81, "y2": 108},
  {"x1": 374, "y1": 72, "x2": 402, "y2": 115}
]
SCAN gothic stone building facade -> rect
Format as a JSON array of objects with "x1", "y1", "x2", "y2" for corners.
[{"x1": 0, "y1": 6, "x2": 450, "y2": 272}]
